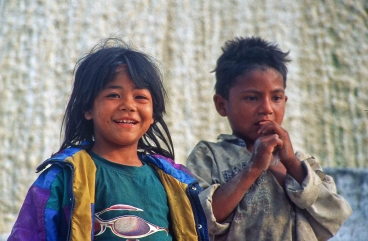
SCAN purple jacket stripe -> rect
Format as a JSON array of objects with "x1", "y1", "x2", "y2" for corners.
[{"x1": 8, "y1": 166, "x2": 63, "y2": 241}]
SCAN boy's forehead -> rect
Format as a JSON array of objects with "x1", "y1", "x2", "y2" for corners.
[
  {"x1": 238, "y1": 67, "x2": 282, "y2": 80},
  {"x1": 229, "y1": 68, "x2": 285, "y2": 93}
]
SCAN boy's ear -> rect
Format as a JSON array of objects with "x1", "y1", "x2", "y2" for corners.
[
  {"x1": 213, "y1": 94, "x2": 227, "y2": 117},
  {"x1": 84, "y1": 110, "x2": 93, "y2": 120}
]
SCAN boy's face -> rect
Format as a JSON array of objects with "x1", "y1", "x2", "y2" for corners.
[{"x1": 214, "y1": 68, "x2": 287, "y2": 149}]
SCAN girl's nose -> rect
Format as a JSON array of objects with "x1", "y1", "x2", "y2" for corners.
[{"x1": 120, "y1": 97, "x2": 136, "y2": 112}]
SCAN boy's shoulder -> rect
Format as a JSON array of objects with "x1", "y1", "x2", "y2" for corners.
[
  {"x1": 190, "y1": 134, "x2": 252, "y2": 162},
  {"x1": 194, "y1": 134, "x2": 246, "y2": 150},
  {"x1": 142, "y1": 154, "x2": 198, "y2": 185}
]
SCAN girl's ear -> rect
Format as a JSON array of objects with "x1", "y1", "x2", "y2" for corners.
[
  {"x1": 213, "y1": 94, "x2": 227, "y2": 117},
  {"x1": 84, "y1": 110, "x2": 93, "y2": 120}
]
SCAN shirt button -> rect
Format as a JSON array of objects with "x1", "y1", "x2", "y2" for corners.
[
  {"x1": 198, "y1": 224, "x2": 202, "y2": 229},
  {"x1": 192, "y1": 186, "x2": 197, "y2": 191}
]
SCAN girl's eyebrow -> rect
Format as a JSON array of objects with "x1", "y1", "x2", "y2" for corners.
[
  {"x1": 104, "y1": 85, "x2": 122, "y2": 89},
  {"x1": 103, "y1": 84, "x2": 145, "y2": 90}
]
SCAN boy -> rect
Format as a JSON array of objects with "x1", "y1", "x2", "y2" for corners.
[{"x1": 186, "y1": 37, "x2": 352, "y2": 241}]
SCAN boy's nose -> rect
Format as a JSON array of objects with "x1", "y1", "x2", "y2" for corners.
[{"x1": 258, "y1": 99, "x2": 273, "y2": 115}]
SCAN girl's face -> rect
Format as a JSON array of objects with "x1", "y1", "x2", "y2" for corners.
[{"x1": 84, "y1": 66, "x2": 154, "y2": 153}]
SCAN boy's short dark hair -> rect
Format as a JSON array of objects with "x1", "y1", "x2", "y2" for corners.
[{"x1": 213, "y1": 37, "x2": 291, "y2": 99}]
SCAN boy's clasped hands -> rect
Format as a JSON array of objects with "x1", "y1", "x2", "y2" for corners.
[{"x1": 253, "y1": 120, "x2": 306, "y2": 185}]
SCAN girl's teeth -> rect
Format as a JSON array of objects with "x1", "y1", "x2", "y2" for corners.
[{"x1": 118, "y1": 120, "x2": 135, "y2": 124}]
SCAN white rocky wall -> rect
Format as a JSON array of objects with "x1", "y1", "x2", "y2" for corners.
[{"x1": 0, "y1": 0, "x2": 367, "y2": 237}]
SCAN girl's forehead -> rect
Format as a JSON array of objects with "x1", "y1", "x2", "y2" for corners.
[
  {"x1": 116, "y1": 64, "x2": 128, "y2": 73},
  {"x1": 105, "y1": 70, "x2": 151, "y2": 92},
  {"x1": 110, "y1": 63, "x2": 155, "y2": 92}
]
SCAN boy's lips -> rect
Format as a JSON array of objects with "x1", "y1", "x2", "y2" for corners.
[
  {"x1": 254, "y1": 120, "x2": 270, "y2": 135},
  {"x1": 254, "y1": 120, "x2": 271, "y2": 126}
]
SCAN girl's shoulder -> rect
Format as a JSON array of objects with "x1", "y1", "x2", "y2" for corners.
[{"x1": 36, "y1": 144, "x2": 93, "y2": 173}]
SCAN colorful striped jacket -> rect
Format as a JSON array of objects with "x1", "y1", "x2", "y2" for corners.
[{"x1": 8, "y1": 145, "x2": 209, "y2": 241}]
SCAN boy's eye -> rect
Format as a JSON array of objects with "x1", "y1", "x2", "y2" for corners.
[
  {"x1": 272, "y1": 96, "x2": 283, "y2": 101},
  {"x1": 245, "y1": 96, "x2": 257, "y2": 101}
]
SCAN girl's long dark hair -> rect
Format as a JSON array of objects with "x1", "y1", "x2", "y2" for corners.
[{"x1": 59, "y1": 38, "x2": 174, "y2": 159}]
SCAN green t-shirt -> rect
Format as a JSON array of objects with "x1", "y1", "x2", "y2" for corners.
[{"x1": 89, "y1": 151, "x2": 173, "y2": 241}]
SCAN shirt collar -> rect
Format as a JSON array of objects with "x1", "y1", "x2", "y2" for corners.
[{"x1": 217, "y1": 134, "x2": 246, "y2": 148}]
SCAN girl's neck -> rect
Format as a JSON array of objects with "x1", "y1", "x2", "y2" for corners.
[{"x1": 90, "y1": 143, "x2": 143, "y2": 166}]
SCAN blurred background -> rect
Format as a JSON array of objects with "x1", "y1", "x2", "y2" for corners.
[{"x1": 0, "y1": 0, "x2": 367, "y2": 240}]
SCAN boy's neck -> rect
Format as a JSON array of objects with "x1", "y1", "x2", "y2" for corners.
[{"x1": 231, "y1": 134, "x2": 254, "y2": 153}]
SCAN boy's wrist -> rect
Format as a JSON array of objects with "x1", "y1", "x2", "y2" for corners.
[
  {"x1": 249, "y1": 164, "x2": 266, "y2": 175},
  {"x1": 282, "y1": 156, "x2": 307, "y2": 184},
  {"x1": 281, "y1": 156, "x2": 300, "y2": 169}
]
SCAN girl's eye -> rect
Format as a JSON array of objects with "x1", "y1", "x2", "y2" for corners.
[
  {"x1": 135, "y1": 89, "x2": 151, "y2": 100},
  {"x1": 135, "y1": 95, "x2": 148, "y2": 100},
  {"x1": 107, "y1": 93, "x2": 120, "y2": 98}
]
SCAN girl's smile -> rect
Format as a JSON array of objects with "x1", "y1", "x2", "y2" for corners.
[
  {"x1": 114, "y1": 118, "x2": 139, "y2": 127},
  {"x1": 115, "y1": 118, "x2": 138, "y2": 125}
]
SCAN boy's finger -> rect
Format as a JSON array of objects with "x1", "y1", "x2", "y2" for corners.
[
  {"x1": 258, "y1": 124, "x2": 276, "y2": 134},
  {"x1": 259, "y1": 123, "x2": 285, "y2": 137}
]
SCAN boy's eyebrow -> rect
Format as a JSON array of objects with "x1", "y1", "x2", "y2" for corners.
[
  {"x1": 241, "y1": 88, "x2": 285, "y2": 94},
  {"x1": 272, "y1": 88, "x2": 285, "y2": 93}
]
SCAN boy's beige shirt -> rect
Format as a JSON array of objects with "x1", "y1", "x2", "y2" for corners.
[{"x1": 187, "y1": 134, "x2": 352, "y2": 241}]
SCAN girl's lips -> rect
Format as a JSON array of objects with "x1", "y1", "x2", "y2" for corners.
[
  {"x1": 115, "y1": 120, "x2": 137, "y2": 124},
  {"x1": 114, "y1": 118, "x2": 139, "y2": 125}
]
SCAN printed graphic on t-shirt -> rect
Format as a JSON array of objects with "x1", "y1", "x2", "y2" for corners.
[{"x1": 94, "y1": 204, "x2": 169, "y2": 239}]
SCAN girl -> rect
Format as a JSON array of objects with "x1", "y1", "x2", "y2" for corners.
[{"x1": 8, "y1": 38, "x2": 209, "y2": 241}]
